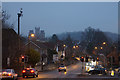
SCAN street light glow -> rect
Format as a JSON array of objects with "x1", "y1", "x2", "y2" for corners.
[
  {"x1": 100, "y1": 47, "x2": 103, "y2": 49},
  {"x1": 31, "y1": 34, "x2": 35, "y2": 37},
  {"x1": 63, "y1": 44, "x2": 66, "y2": 47},
  {"x1": 73, "y1": 46, "x2": 76, "y2": 49},
  {"x1": 103, "y1": 42, "x2": 106, "y2": 45},
  {"x1": 76, "y1": 45, "x2": 79, "y2": 48},
  {"x1": 22, "y1": 56, "x2": 24, "y2": 59},
  {"x1": 95, "y1": 47, "x2": 97, "y2": 50}
]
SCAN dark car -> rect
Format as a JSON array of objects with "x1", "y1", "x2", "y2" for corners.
[
  {"x1": 22, "y1": 68, "x2": 38, "y2": 78},
  {"x1": 1, "y1": 69, "x2": 18, "y2": 80},
  {"x1": 58, "y1": 64, "x2": 67, "y2": 72},
  {"x1": 117, "y1": 67, "x2": 120, "y2": 76},
  {"x1": 88, "y1": 65, "x2": 107, "y2": 75}
]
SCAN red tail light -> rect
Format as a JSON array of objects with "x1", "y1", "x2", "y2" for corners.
[
  {"x1": 8, "y1": 73, "x2": 12, "y2": 76},
  {"x1": 22, "y1": 70, "x2": 26, "y2": 73},
  {"x1": 30, "y1": 70, "x2": 34, "y2": 73}
]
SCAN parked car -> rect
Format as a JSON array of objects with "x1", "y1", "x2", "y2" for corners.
[
  {"x1": 114, "y1": 67, "x2": 120, "y2": 72},
  {"x1": 88, "y1": 65, "x2": 107, "y2": 75},
  {"x1": 22, "y1": 68, "x2": 38, "y2": 78},
  {"x1": 58, "y1": 64, "x2": 67, "y2": 72},
  {"x1": 1, "y1": 69, "x2": 18, "y2": 80},
  {"x1": 85, "y1": 62, "x2": 95, "y2": 72},
  {"x1": 117, "y1": 67, "x2": 120, "y2": 76}
]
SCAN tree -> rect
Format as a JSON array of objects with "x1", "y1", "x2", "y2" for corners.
[
  {"x1": 25, "y1": 48, "x2": 40, "y2": 67},
  {"x1": 93, "y1": 29, "x2": 109, "y2": 45},
  {"x1": 82, "y1": 27, "x2": 95, "y2": 42},
  {"x1": 2, "y1": 10, "x2": 14, "y2": 29},
  {"x1": 81, "y1": 27, "x2": 110, "y2": 55},
  {"x1": 47, "y1": 49, "x2": 58, "y2": 63},
  {"x1": 49, "y1": 34, "x2": 59, "y2": 44},
  {"x1": 65, "y1": 34, "x2": 73, "y2": 48}
]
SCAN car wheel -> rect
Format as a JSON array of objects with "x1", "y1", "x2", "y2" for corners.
[
  {"x1": 58, "y1": 70, "x2": 60, "y2": 72},
  {"x1": 13, "y1": 77, "x2": 15, "y2": 80},
  {"x1": 118, "y1": 73, "x2": 120, "y2": 76},
  {"x1": 33, "y1": 75, "x2": 35, "y2": 78},
  {"x1": 36, "y1": 74, "x2": 38, "y2": 77},
  {"x1": 22, "y1": 76, "x2": 25, "y2": 78},
  {"x1": 89, "y1": 71, "x2": 93, "y2": 74},
  {"x1": 15, "y1": 78, "x2": 18, "y2": 80}
]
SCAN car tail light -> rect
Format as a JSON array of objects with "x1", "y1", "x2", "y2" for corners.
[
  {"x1": 8, "y1": 73, "x2": 12, "y2": 76},
  {"x1": 30, "y1": 70, "x2": 34, "y2": 73},
  {"x1": 22, "y1": 70, "x2": 26, "y2": 73}
]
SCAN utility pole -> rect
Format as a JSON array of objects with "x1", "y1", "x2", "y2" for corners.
[
  {"x1": 17, "y1": 8, "x2": 23, "y2": 50},
  {"x1": 111, "y1": 56, "x2": 113, "y2": 69}
]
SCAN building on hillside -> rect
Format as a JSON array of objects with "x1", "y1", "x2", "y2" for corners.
[
  {"x1": 35, "y1": 27, "x2": 45, "y2": 41},
  {"x1": 28, "y1": 27, "x2": 45, "y2": 41},
  {"x1": 29, "y1": 30, "x2": 35, "y2": 40},
  {"x1": 35, "y1": 27, "x2": 40, "y2": 40},
  {"x1": 40, "y1": 30, "x2": 45, "y2": 40},
  {"x1": 29, "y1": 30, "x2": 34, "y2": 35}
]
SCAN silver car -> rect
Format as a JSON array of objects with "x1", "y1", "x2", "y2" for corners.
[{"x1": 1, "y1": 69, "x2": 18, "y2": 80}]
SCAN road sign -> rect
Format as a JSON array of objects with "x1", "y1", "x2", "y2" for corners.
[{"x1": 22, "y1": 56, "x2": 25, "y2": 62}]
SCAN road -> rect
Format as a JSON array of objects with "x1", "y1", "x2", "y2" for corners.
[{"x1": 18, "y1": 61, "x2": 120, "y2": 80}]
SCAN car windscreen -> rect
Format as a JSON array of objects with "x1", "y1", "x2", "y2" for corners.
[
  {"x1": 90, "y1": 65, "x2": 94, "y2": 68},
  {"x1": 60, "y1": 66, "x2": 65, "y2": 67},
  {"x1": 25, "y1": 68, "x2": 34, "y2": 71}
]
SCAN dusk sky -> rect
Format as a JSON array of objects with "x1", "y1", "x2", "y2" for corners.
[{"x1": 3, "y1": 2, "x2": 118, "y2": 37}]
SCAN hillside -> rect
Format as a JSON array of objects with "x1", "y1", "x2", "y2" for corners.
[{"x1": 57, "y1": 31, "x2": 118, "y2": 42}]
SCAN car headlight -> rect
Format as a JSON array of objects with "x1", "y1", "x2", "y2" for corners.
[
  {"x1": 65, "y1": 67, "x2": 67, "y2": 69},
  {"x1": 105, "y1": 70, "x2": 107, "y2": 72}
]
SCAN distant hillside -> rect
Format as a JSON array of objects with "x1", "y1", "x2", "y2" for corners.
[
  {"x1": 57, "y1": 31, "x2": 83, "y2": 41},
  {"x1": 57, "y1": 31, "x2": 118, "y2": 42},
  {"x1": 104, "y1": 32, "x2": 118, "y2": 42}
]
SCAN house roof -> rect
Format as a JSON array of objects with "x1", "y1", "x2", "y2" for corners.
[{"x1": 25, "y1": 41, "x2": 56, "y2": 50}]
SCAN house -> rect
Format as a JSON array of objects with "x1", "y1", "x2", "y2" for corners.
[
  {"x1": 107, "y1": 47, "x2": 119, "y2": 67},
  {"x1": 25, "y1": 41, "x2": 48, "y2": 64},
  {"x1": 2, "y1": 28, "x2": 25, "y2": 75}
]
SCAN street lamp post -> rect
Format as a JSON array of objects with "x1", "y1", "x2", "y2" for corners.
[
  {"x1": 26, "y1": 33, "x2": 34, "y2": 68},
  {"x1": 17, "y1": 8, "x2": 23, "y2": 50},
  {"x1": 61, "y1": 44, "x2": 66, "y2": 60},
  {"x1": 28, "y1": 33, "x2": 35, "y2": 52}
]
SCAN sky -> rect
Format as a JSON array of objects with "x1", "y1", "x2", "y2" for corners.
[{"x1": 2, "y1": 2, "x2": 118, "y2": 37}]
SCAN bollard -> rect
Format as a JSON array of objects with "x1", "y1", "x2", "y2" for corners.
[{"x1": 111, "y1": 70, "x2": 114, "y2": 76}]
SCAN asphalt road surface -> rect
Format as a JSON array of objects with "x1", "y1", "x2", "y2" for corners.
[{"x1": 18, "y1": 62, "x2": 120, "y2": 80}]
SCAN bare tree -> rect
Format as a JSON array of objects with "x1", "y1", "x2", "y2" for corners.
[{"x1": 2, "y1": 10, "x2": 14, "y2": 29}]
